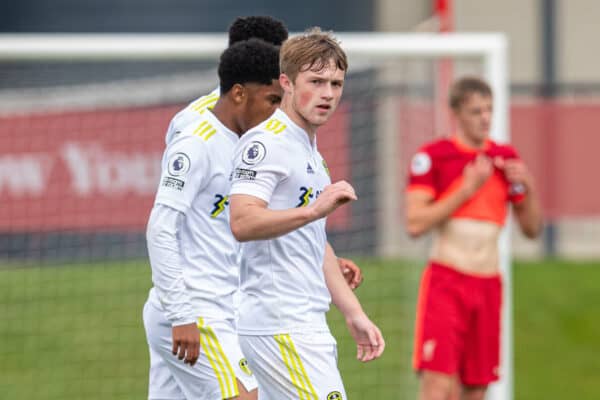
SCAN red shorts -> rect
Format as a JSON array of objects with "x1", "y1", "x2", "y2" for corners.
[{"x1": 413, "y1": 261, "x2": 502, "y2": 386}]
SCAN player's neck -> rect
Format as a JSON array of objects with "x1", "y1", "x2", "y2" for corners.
[
  {"x1": 454, "y1": 130, "x2": 488, "y2": 150},
  {"x1": 211, "y1": 100, "x2": 243, "y2": 136},
  {"x1": 280, "y1": 96, "x2": 318, "y2": 143}
]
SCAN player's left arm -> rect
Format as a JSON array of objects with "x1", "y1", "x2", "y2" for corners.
[
  {"x1": 495, "y1": 156, "x2": 543, "y2": 238},
  {"x1": 323, "y1": 243, "x2": 384, "y2": 362}
]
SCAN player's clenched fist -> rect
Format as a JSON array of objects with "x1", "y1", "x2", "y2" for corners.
[
  {"x1": 494, "y1": 156, "x2": 533, "y2": 190},
  {"x1": 309, "y1": 180, "x2": 357, "y2": 219},
  {"x1": 461, "y1": 154, "x2": 493, "y2": 197}
]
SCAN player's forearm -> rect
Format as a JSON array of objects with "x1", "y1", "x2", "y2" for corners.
[
  {"x1": 146, "y1": 205, "x2": 196, "y2": 325},
  {"x1": 514, "y1": 187, "x2": 543, "y2": 239},
  {"x1": 406, "y1": 188, "x2": 470, "y2": 237},
  {"x1": 230, "y1": 198, "x2": 317, "y2": 242},
  {"x1": 323, "y1": 243, "x2": 364, "y2": 318}
]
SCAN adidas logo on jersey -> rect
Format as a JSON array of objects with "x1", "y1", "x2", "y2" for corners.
[{"x1": 306, "y1": 163, "x2": 314, "y2": 174}]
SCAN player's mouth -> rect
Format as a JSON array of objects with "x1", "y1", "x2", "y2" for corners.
[{"x1": 316, "y1": 104, "x2": 331, "y2": 112}]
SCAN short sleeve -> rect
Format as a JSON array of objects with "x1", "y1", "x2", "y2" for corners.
[
  {"x1": 407, "y1": 148, "x2": 436, "y2": 198},
  {"x1": 154, "y1": 135, "x2": 210, "y2": 213},
  {"x1": 229, "y1": 134, "x2": 290, "y2": 203}
]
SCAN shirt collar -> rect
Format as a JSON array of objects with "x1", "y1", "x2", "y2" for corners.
[
  {"x1": 273, "y1": 108, "x2": 317, "y2": 152},
  {"x1": 206, "y1": 109, "x2": 239, "y2": 144},
  {"x1": 451, "y1": 135, "x2": 491, "y2": 153}
]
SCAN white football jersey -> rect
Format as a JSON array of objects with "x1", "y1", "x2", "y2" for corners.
[
  {"x1": 164, "y1": 87, "x2": 220, "y2": 145},
  {"x1": 148, "y1": 109, "x2": 239, "y2": 321},
  {"x1": 230, "y1": 109, "x2": 333, "y2": 335}
]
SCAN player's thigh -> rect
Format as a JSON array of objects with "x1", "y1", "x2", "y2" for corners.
[
  {"x1": 414, "y1": 264, "x2": 466, "y2": 376},
  {"x1": 236, "y1": 377, "x2": 258, "y2": 400},
  {"x1": 461, "y1": 277, "x2": 501, "y2": 386},
  {"x1": 143, "y1": 301, "x2": 186, "y2": 400},
  {"x1": 240, "y1": 332, "x2": 346, "y2": 400},
  {"x1": 145, "y1": 305, "x2": 257, "y2": 399}
]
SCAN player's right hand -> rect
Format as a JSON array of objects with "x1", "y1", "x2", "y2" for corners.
[
  {"x1": 172, "y1": 323, "x2": 201, "y2": 366},
  {"x1": 309, "y1": 180, "x2": 357, "y2": 219},
  {"x1": 461, "y1": 154, "x2": 493, "y2": 196}
]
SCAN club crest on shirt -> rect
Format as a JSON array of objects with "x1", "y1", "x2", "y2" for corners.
[
  {"x1": 167, "y1": 152, "x2": 191, "y2": 177},
  {"x1": 239, "y1": 358, "x2": 253, "y2": 376},
  {"x1": 242, "y1": 141, "x2": 266, "y2": 165},
  {"x1": 327, "y1": 391, "x2": 343, "y2": 400},
  {"x1": 410, "y1": 152, "x2": 431, "y2": 176}
]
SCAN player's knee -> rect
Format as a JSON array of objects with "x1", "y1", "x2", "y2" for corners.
[
  {"x1": 419, "y1": 371, "x2": 454, "y2": 400},
  {"x1": 462, "y1": 385, "x2": 487, "y2": 400}
]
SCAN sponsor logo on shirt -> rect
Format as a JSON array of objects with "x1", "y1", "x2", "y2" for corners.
[
  {"x1": 210, "y1": 194, "x2": 229, "y2": 218},
  {"x1": 306, "y1": 163, "x2": 314, "y2": 174},
  {"x1": 167, "y1": 152, "x2": 191, "y2": 177},
  {"x1": 234, "y1": 168, "x2": 257, "y2": 181},
  {"x1": 242, "y1": 141, "x2": 266, "y2": 165},
  {"x1": 296, "y1": 186, "x2": 323, "y2": 207},
  {"x1": 161, "y1": 176, "x2": 184, "y2": 191}
]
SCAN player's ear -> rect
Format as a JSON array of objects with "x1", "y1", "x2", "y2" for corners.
[
  {"x1": 230, "y1": 83, "x2": 246, "y2": 105},
  {"x1": 279, "y1": 73, "x2": 293, "y2": 92}
]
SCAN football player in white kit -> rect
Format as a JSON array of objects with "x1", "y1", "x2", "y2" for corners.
[
  {"x1": 165, "y1": 15, "x2": 364, "y2": 290},
  {"x1": 143, "y1": 39, "x2": 282, "y2": 400},
  {"x1": 163, "y1": 16, "x2": 288, "y2": 146},
  {"x1": 229, "y1": 29, "x2": 385, "y2": 400}
]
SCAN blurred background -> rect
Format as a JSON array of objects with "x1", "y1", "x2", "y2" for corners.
[{"x1": 0, "y1": 1, "x2": 598, "y2": 399}]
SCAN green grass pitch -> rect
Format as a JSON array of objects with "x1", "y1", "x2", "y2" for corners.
[{"x1": 1, "y1": 259, "x2": 599, "y2": 399}]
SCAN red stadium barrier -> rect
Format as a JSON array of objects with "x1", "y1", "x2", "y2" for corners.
[
  {"x1": 0, "y1": 104, "x2": 351, "y2": 232},
  {"x1": 0, "y1": 99, "x2": 597, "y2": 232}
]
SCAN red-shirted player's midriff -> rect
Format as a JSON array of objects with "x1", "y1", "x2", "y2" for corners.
[
  {"x1": 407, "y1": 136, "x2": 526, "y2": 275},
  {"x1": 430, "y1": 218, "x2": 502, "y2": 276}
]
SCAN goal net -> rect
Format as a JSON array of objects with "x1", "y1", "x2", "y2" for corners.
[{"x1": 0, "y1": 33, "x2": 509, "y2": 400}]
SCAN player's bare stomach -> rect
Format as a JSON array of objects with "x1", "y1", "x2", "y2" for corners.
[{"x1": 430, "y1": 218, "x2": 502, "y2": 276}]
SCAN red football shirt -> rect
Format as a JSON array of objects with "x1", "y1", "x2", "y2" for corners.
[{"x1": 407, "y1": 137, "x2": 525, "y2": 226}]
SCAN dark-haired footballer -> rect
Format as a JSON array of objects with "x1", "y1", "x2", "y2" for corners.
[
  {"x1": 143, "y1": 39, "x2": 282, "y2": 400},
  {"x1": 164, "y1": 16, "x2": 289, "y2": 145}
]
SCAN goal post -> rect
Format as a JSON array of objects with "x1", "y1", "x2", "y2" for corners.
[{"x1": 0, "y1": 33, "x2": 510, "y2": 400}]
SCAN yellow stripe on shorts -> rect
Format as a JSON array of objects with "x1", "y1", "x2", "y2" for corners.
[
  {"x1": 274, "y1": 334, "x2": 318, "y2": 400},
  {"x1": 198, "y1": 318, "x2": 239, "y2": 399}
]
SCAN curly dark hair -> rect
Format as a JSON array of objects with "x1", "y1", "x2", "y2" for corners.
[
  {"x1": 218, "y1": 38, "x2": 280, "y2": 94},
  {"x1": 228, "y1": 16, "x2": 288, "y2": 47}
]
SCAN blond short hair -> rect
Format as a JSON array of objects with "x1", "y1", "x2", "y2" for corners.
[
  {"x1": 449, "y1": 76, "x2": 493, "y2": 110},
  {"x1": 280, "y1": 27, "x2": 348, "y2": 83}
]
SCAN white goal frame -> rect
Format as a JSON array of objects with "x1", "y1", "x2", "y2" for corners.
[{"x1": 0, "y1": 32, "x2": 511, "y2": 400}]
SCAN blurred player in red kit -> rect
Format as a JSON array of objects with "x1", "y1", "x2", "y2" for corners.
[{"x1": 405, "y1": 77, "x2": 543, "y2": 400}]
